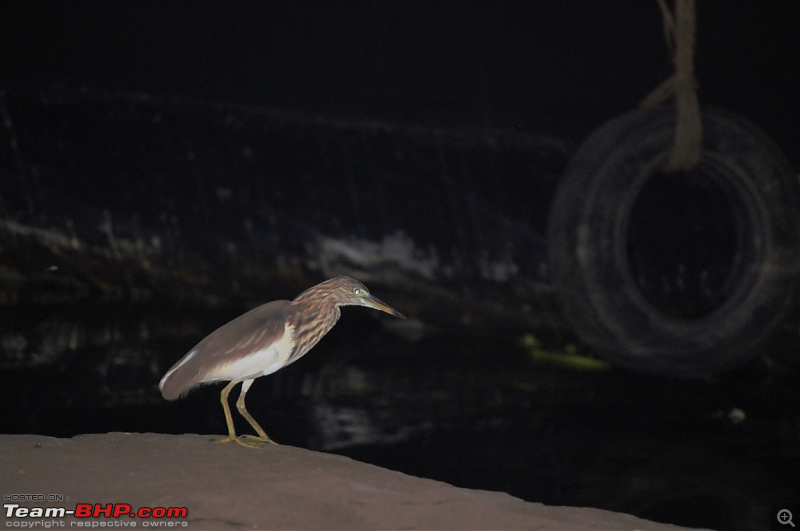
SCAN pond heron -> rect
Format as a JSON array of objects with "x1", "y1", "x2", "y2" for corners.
[{"x1": 159, "y1": 276, "x2": 405, "y2": 448}]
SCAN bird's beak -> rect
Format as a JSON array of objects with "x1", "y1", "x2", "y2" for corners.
[{"x1": 363, "y1": 294, "x2": 406, "y2": 319}]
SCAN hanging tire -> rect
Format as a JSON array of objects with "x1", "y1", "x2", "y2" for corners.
[{"x1": 547, "y1": 105, "x2": 799, "y2": 376}]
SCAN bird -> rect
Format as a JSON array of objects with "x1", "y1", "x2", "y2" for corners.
[{"x1": 159, "y1": 275, "x2": 405, "y2": 448}]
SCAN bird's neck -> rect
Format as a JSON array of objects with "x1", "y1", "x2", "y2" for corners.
[{"x1": 287, "y1": 297, "x2": 341, "y2": 362}]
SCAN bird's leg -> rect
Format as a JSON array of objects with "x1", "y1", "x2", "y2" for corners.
[
  {"x1": 236, "y1": 379, "x2": 278, "y2": 445},
  {"x1": 212, "y1": 380, "x2": 240, "y2": 445}
]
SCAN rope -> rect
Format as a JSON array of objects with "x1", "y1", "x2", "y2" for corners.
[{"x1": 640, "y1": 0, "x2": 702, "y2": 171}]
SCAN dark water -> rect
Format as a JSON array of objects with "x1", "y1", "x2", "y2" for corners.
[{"x1": 2, "y1": 309, "x2": 798, "y2": 531}]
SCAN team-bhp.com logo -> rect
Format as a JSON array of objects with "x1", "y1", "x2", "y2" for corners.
[{"x1": 5, "y1": 503, "x2": 188, "y2": 526}]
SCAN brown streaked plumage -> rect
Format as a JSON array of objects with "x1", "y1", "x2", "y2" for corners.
[{"x1": 159, "y1": 275, "x2": 404, "y2": 448}]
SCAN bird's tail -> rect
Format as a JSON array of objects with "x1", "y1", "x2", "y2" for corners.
[{"x1": 159, "y1": 350, "x2": 202, "y2": 400}]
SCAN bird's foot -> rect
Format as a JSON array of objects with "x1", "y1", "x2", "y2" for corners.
[
  {"x1": 211, "y1": 435, "x2": 272, "y2": 449},
  {"x1": 241, "y1": 434, "x2": 279, "y2": 446}
]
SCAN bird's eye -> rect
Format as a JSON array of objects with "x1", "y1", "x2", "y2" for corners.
[{"x1": 354, "y1": 288, "x2": 361, "y2": 295}]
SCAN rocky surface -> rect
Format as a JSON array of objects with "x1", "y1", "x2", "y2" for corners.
[{"x1": 1, "y1": 432, "x2": 698, "y2": 530}]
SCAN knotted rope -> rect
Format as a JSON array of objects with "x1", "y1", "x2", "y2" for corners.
[{"x1": 640, "y1": 0, "x2": 702, "y2": 171}]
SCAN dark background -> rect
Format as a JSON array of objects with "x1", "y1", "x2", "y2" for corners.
[
  {"x1": 1, "y1": 3, "x2": 798, "y2": 531},
  {"x1": 1, "y1": 2, "x2": 797, "y2": 163}
]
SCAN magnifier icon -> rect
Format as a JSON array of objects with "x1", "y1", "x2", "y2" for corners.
[{"x1": 778, "y1": 509, "x2": 795, "y2": 527}]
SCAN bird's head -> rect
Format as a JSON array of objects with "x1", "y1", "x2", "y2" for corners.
[{"x1": 296, "y1": 276, "x2": 405, "y2": 318}]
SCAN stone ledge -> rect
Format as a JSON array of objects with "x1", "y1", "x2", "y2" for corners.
[{"x1": 2, "y1": 433, "x2": 699, "y2": 530}]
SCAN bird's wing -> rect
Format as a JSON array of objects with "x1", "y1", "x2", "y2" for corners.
[{"x1": 159, "y1": 300, "x2": 295, "y2": 399}]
